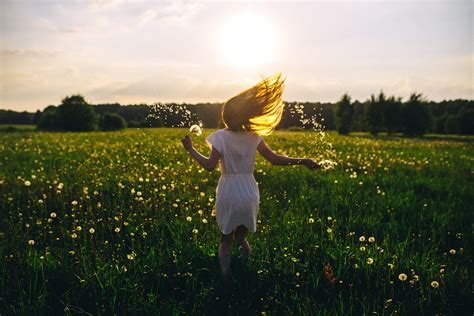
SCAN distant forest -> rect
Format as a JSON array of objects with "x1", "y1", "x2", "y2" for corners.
[{"x1": 1, "y1": 95, "x2": 473, "y2": 135}]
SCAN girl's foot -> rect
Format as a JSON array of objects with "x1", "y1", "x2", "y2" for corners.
[
  {"x1": 237, "y1": 239, "x2": 252, "y2": 265},
  {"x1": 218, "y1": 253, "x2": 231, "y2": 276}
]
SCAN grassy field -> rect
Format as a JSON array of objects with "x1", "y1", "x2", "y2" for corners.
[
  {"x1": 0, "y1": 124, "x2": 36, "y2": 131},
  {"x1": 0, "y1": 128, "x2": 472, "y2": 315}
]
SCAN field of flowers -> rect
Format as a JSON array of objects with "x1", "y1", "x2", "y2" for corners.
[{"x1": 0, "y1": 128, "x2": 472, "y2": 315}]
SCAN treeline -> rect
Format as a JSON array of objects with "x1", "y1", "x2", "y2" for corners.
[
  {"x1": 1, "y1": 93, "x2": 472, "y2": 135},
  {"x1": 334, "y1": 92, "x2": 473, "y2": 136}
]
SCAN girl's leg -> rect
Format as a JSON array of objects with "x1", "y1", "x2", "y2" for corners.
[
  {"x1": 218, "y1": 231, "x2": 233, "y2": 275},
  {"x1": 234, "y1": 225, "x2": 252, "y2": 256}
]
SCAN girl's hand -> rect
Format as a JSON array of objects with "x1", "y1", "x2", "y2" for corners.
[
  {"x1": 302, "y1": 158, "x2": 320, "y2": 170},
  {"x1": 181, "y1": 134, "x2": 193, "y2": 151}
]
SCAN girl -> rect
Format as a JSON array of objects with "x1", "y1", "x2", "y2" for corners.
[{"x1": 181, "y1": 73, "x2": 320, "y2": 276}]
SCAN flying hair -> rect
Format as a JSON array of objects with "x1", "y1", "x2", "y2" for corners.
[{"x1": 222, "y1": 72, "x2": 286, "y2": 136}]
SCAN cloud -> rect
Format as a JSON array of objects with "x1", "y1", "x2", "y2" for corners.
[
  {"x1": 0, "y1": 48, "x2": 64, "y2": 58},
  {"x1": 88, "y1": 0, "x2": 122, "y2": 10},
  {"x1": 138, "y1": 0, "x2": 201, "y2": 25}
]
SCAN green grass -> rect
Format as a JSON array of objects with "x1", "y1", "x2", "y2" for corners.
[
  {"x1": 0, "y1": 124, "x2": 36, "y2": 130},
  {"x1": 0, "y1": 128, "x2": 472, "y2": 315}
]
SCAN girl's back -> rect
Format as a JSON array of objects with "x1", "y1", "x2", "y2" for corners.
[{"x1": 206, "y1": 129, "x2": 262, "y2": 176}]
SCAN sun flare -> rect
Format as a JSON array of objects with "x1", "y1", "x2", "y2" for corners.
[{"x1": 217, "y1": 12, "x2": 277, "y2": 67}]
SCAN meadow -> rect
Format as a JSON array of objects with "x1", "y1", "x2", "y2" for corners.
[{"x1": 0, "y1": 128, "x2": 472, "y2": 315}]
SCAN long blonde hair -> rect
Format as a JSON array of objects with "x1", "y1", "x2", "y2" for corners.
[{"x1": 222, "y1": 73, "x2": 286, "y2": 136}]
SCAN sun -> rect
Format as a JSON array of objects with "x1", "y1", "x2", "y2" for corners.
[{"x1": 217, "y1": 12, "x2": 277, "y2": 67}]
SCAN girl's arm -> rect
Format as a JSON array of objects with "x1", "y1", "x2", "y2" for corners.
[
  {"x1": 181, "y1": 134, "x2": 220, "y2": 171},
  {"x1": 257, "y1": 139, "x2": 320, "y2": 170}
]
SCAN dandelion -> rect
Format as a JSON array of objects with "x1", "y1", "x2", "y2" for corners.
[
  {"x1": 192, "y1": 228, "x2": 198, "y2": 234},
  {"x1": 368, "y1": 236, "x2": 375, "y2": 243},
  {"x1": 431, "y1": 281, "x2": 439, "y2": 288},
  {"x1": 388, "y1": 263, "x2": 394, "y2": 270},
  {"x1": 71, "y1": 200, "x2": 78, "y2": 206},
  {"x1": 189, "y1": 124, "x2": 202, "y2": 136},
  {"x1": 89, "y1": 228, "x2": 95, "y2": 234},
  {"x1": 24, "y1": 180, "x2": 31, "y2": 187},
  {"x1": 327, "y1": 228, "x2": 333, "y2": 234},
  {"x1": 308, "y1": 218, "x2": 314, "y2": 224},
  {"x1": 360, "y1": 246, "x2": 366, "y2": 252},
  {"x1": 449, "y1": 249, "x2": 456, "y2": 255},
  {"x1": 136, "y1": 191, "x2": 142, "y2": 197},
  {"x1": 398, "y1": 273, "x2": 407, "y2": 281},
  {"x1": 367, "y1": 257, "x2": 374, "y2": 265},
  {"x1": 359, "y1": 236, "x2": 366, "y2": 242},
  {"x1": 127, "y1": 253, "x2": 135, "y2": 260},
  {"x1": 115, "y1": 227, "x2": 121, "y2": 233},
  {"x1": 202, "y1": 218, "x2": 208, "y2": 224},
  {"x1": 71, "y1": 233, "x2": 78, "y2": 239},
  {"x1": 28, "y1": 239, "x2": 35, "y2": 246},
  {"x1": 76, "y1": 226, "x2": 82, "y2": 231},
  {"x1": 186, "y1": 216, "x2": 192, "y2": 222},
  {"x1": 50, "y1": 212, "x2": 57, "y2": 218},
  {"x1": 200, "y1": 192, "x2": 205, "y2": 197}
]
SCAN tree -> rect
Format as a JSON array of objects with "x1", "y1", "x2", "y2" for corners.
[
  {"x1": 401, "y1": 93, "x2": 432, "y2": 137},
  {"x1": 457, "y1": 107, "x2": 474, "y2": 135},
  {"x1": 384, "y1": 95, "x2": 402, "y2": 135},
  {"x1": 37, "y1": 106, "x2": 58, "y2": 131},
  {"x1": 37, "y1": 111, "x2": 58, "y2": 131},
  {"x1": 56, "y1": 95, "x2": 97, "y2": 131},
  {"x1": 335, "y1": 93, "x2": 354, "y2": 135},
  {"x1": 444, "y1": 115, "x2": 459, "y2": 134},
  {"x1": 99, "y1": 112, "x2": 127, "y2": 131},
  {"x1": 434, "y1": 115, "x2": 447, "y2": 134},
  {"x1": 366, "y1": 91, "x2": 386, "y2": 136}
]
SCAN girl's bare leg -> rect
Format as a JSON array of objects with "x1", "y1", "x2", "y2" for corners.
[
  {"x1": 233, "y1": 225, "x2": 252, "y2": 256},
  {"x1": 218, "y1": 231, "x2": 233, "y2": 275}
]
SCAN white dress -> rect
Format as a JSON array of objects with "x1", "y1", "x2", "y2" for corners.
[{"x1": 206, "y1": 128, "x2": 263, "y2": 235}]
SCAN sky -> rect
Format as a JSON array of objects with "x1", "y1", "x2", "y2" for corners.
[{"x1": 0, "y1": 0, "x2": 472, "y2": 111}]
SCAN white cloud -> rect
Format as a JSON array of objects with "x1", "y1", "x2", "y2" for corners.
[{"x1": 138, "y1": 0, "x2": 202, "y2": 26}]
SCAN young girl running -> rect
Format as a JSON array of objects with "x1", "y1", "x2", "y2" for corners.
[{"x1": 181, "y1": 73, "x2": 320, "y2": 276}]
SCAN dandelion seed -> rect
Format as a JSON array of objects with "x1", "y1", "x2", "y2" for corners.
[
  {"x1": 398, "y1": 273, "x2": 407, "y2": 281},
  {"x1": 24, "y1": 180, "x2": 31, "y2": 187},
  {"x1": 28, "y1": 239, "x2": 35, "y2": 245},
  {"x1": 189, "y1": 124, "x2": 202, "y2": 136},
  {"x1": 431, "y1": 281, "x2": 439, "y2": 288}
]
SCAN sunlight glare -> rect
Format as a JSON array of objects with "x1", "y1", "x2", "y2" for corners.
[{"x1": 217, "y1": 12, "x2": 277, "y2": 67}]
